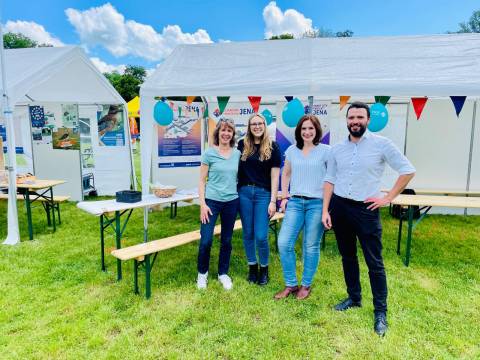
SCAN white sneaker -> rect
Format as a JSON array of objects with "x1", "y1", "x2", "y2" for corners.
[
  {"x1": 197, "y1": 272, "x2": 208, "y2": 290},
  {"x1": 218, "y1": 274, "x2": 233, "y2": 290}
]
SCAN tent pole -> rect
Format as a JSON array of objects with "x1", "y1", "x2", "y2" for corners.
[
  {"x1": 465, "y1": 100, "x2": 477, "y2": 215},
  {"x1": 0, "y1": 22, "x2": 20, "y2": 245}
]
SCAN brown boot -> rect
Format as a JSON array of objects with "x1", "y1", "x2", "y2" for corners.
[
  {"x1": 296, "y1": 286, "x2": 311, "y2": 300},
  {"x1": 274, "y1": 286, "x2": 299, "y2": 300}
]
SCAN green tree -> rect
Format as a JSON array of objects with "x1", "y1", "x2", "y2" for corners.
[
  {"x1": 3, "y1": 32, "x2": 38, "y2": 49},
  {"x1": 457, "y1": 9, "x2": 480, "y2": 33},
  {"x1": 269, "y1": 33, "x2": 294, "y2": 40},
  {"x1": 303, "y1": 28, "x2": 353, "y2": 38},
  {"x1": 336, "y1": 30, "x2": 354, "y2": 37},
  {"x1": 104, "y1": 65, "x2": 147, "y2": 102}
]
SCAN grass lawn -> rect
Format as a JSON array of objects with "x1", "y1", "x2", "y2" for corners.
[{"x1": 1, "y1": 198, "x2": 479, "y2": 359}]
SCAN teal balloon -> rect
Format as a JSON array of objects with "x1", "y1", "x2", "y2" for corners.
[
  {"x1": 153, "y1": 101, "x2": 174, "y2": 126},
  {"x1": 262, "y1": 109, "x2": 273, "y2": 125},
  {"x1": 368, "y1": 103, "x2": 388, "y2": 132},
  {"x1": 282, "y1": 98, "x2": 304, "y2": 128}
]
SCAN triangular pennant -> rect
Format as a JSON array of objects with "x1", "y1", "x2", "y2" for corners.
[
  {"x1": 285, "y1": 96, "x2": 293, "y2": 103},
  {"x1": 217, "y1": 96, "x2": 230, "y2": 115},
  {"x1": 374, "y1": 96, "x2": 390, "y2": 106},
  {"x1": 339, "y1": 96, "x2": 351, "y2": 110},
  {"x1": 411, "y1": 97, "x2": 428, "y2": 120},
  {"x1": 248, "y1": 96, "x2": 262, "y2": 113},
  {"x1": 450, "y1": 96, "x2": 467, "y2": 117},
  {"x1": 186, "y1": 96, "x2": 195, "y2": 105}
]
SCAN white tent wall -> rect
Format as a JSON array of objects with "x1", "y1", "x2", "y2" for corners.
[
  {"x1": 78, "y1": 105, "x2": 132, "y2": 196},
  {"x1": 406, "y1": 99, "x2": 476, "y2": 214}
]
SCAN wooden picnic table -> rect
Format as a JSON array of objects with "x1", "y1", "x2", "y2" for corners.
[
  {"x1": 391, "y1": 194, "x2": 480, "y2": 266},
  {"x1": 0, "y1": 179, "x2": 67, "y2": 240},
  {"x1": 77, "y1": 192, "x2": 198, "y2": 280}
]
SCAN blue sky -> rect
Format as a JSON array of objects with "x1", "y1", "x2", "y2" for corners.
[{"x1": 2, "y1": 1, "x2": 479, "y2": 73}]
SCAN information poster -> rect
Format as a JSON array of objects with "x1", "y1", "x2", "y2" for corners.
[
  {"x1": 97, "y1": 105, "x2": 125, "y2": 146},
  {"x1": 29, "y1": 105, "x2": 53, "y2": 145},
  {"x1": 157, "y1": 100, "x2": 203, "y2": 168}
]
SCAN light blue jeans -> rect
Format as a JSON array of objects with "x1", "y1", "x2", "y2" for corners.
[
  {"x1": 239, "y1": 185, "x2": 271, "y2": 266},
  {"x1": 278, "y1": 197, "x2": 324, "y2": 287}
]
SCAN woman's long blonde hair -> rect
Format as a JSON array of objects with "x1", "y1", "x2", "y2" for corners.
[{"x1": 241, "y1": 113, "x2": 272, "y2": 161}]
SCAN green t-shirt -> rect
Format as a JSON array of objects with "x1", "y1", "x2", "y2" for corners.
[{"x1": 201, "y1": 147, "x2": 241, "y2": 202}]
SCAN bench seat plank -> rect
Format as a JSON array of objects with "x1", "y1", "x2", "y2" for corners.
[{"x1": 0, "y1": 194, "x2": 70, "y2": 202}]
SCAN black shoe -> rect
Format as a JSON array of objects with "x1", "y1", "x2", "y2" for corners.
[
  {"x1": 334, "y1": 298, "x2": 362, "y2": 311},
  {"x1": 247, "y1": 264, "x2": 258, "y2": 283},
  {"x1": 374, "y1": 312, "x2": 388, "y2": 336},
  {"x1": 257, "y1": 265, "x2": 269, "y2": 286}
]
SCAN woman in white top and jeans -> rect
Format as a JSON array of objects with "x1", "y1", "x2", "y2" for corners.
[{"x1": 274, "y1": 114, "x2": 331, "y2": 301}]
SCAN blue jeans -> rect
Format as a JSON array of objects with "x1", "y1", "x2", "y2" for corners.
[
  {"x1": 197, "y1": 198, "x2": 239, "y2": 275},
  {"x1": 278, "y1": 197, "x2": 324, "y2": 287},
  {"x1": 238, "y1": 185, "x2": 271, "y2": 266}
]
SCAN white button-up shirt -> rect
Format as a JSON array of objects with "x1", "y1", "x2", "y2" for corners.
[{"x1": 324, "y1": 131, "x2": 415, "y2": 201}]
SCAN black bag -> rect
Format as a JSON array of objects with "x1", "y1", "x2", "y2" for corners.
[{"x1": 390, "y1": 188, "x2": 420, "y2": 219}]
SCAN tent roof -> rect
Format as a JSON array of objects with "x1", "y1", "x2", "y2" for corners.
[
  {"x1": 1, "y1": 46, "x2": 125, "y2": 105},
  {"x1": 142, "y1": 34, "x2": 480, "y2": 97}
]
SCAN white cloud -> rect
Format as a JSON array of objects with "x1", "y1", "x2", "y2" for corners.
[
  {"x1": 4, "y1": 20, "x2": 64, "y2": 46},
  {"x1": 66, "y1": 3, "x2": 212, "y2": 61},
  {"x1": 90, "y1": 57, "x2": 126, "y2": 74},
  {"x1": 263, "y1": 1, "x2": 313, "y2": 39}
]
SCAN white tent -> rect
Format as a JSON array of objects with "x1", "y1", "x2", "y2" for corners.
[
  {"x1": 0, "y1": 46, "x2": 135, "y2": 200},
  {"x1": 140, "y1": 34, "x2": 480, "y2": 199},
  {"x1": 1, "y1": 46, "x2": 135, "y2": 243}
]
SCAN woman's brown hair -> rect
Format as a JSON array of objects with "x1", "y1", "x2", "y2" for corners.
[{"x1": 294, "y1": 114, "x2": 322, "y2": 149}]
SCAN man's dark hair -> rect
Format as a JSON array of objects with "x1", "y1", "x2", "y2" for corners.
[{"x1": 346, "y1": 101, "x2": 370, "y2": 118}]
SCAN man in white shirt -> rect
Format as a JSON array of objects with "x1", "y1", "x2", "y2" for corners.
[{"x1": 322, "y1": 102, "x2": 415, "y2": 336}]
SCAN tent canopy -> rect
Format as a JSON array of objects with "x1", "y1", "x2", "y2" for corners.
[
  {"x1": 1, "y1": 46, "x2": 125, "y2": 106},
  {"x1": 142, "y1": 34, "x2": 480, "y2": 97}
]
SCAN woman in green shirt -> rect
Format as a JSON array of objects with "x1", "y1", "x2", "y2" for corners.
[{"x1": 197, "y1": 119, "x2": 241, "y2": 290}]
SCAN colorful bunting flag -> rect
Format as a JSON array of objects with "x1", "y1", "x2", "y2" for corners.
[
  {"x1": 248, "y1": 96, "x2": 262, "y2": 113},
  {"x1": 285, "y1": 96, "x2": 293, "y2": 103},
  {"x1": 374, "y1": 96, "x2": 390, "y2": 106},
  {"x1": 186, "y1": 96, "x2": 195, "y2": 105},
  {"x1": 450, "y1": 96, "x2": 467, "y2": 117},
  {"x1": 339, "y1": 96, "x2": 351, "y2": 110},
  {"x1": 217, "y1": 96, "x2": 230, "y2": 115},
  {"x1": 411, "y1": 97, "x2": 428, "y2": 120}
]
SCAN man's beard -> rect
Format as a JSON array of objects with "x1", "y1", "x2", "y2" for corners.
[{"x1": 348, "y1": 124, "x2": 367, "y2": 138}]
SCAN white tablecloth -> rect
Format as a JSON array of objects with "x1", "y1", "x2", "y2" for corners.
[{"x1": 77, "y1": 193, "x2": 198, "y2": 216}]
